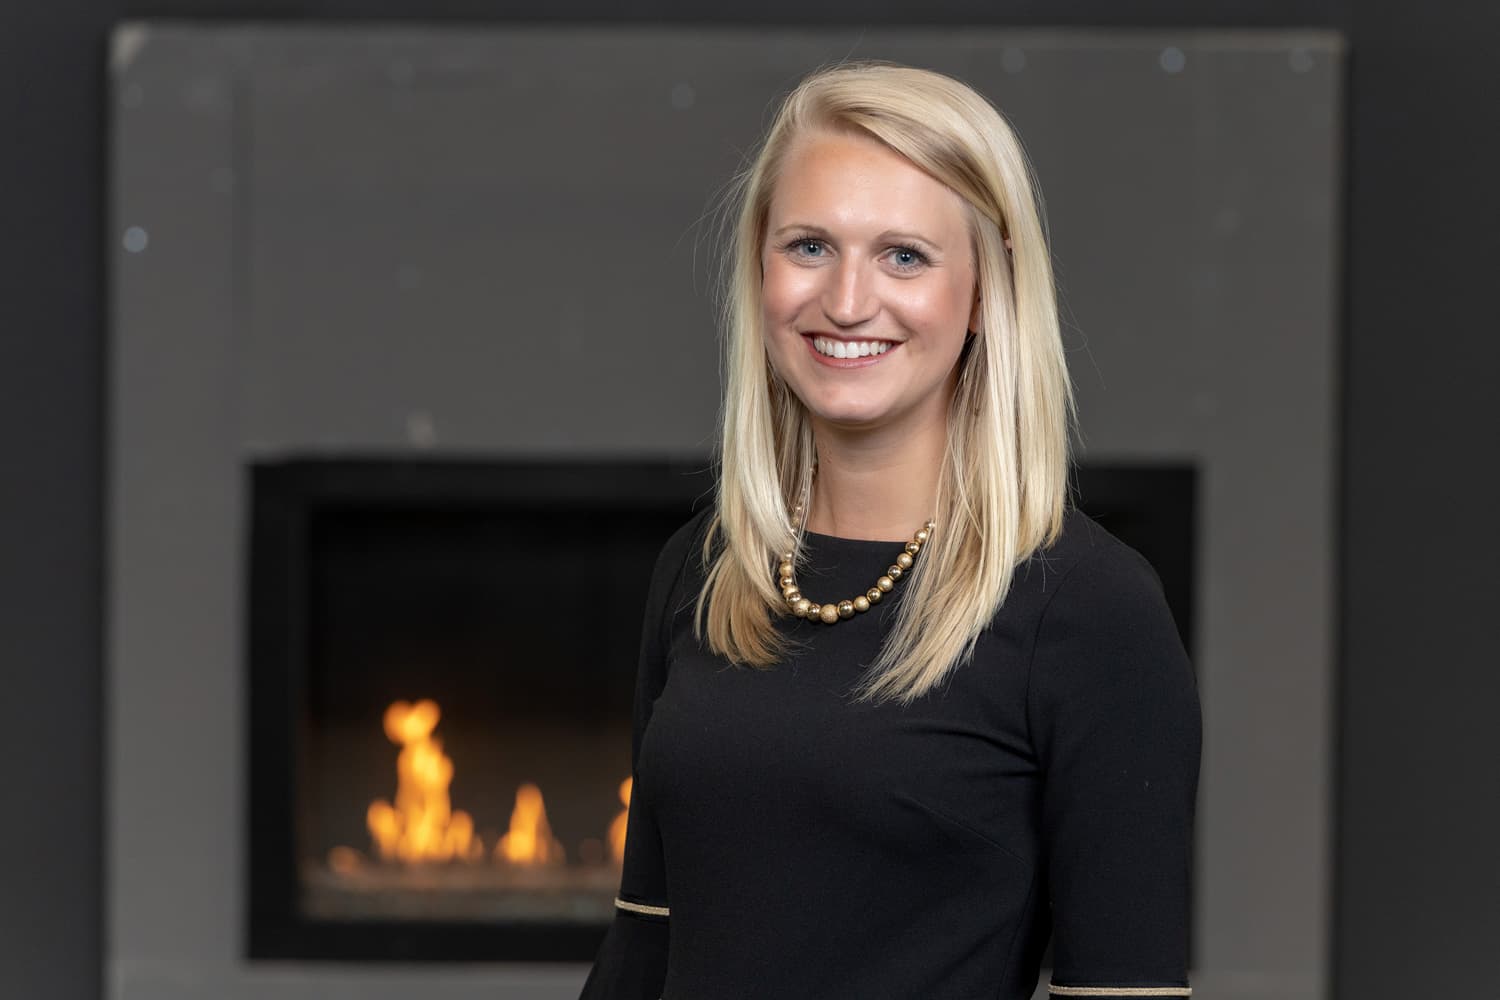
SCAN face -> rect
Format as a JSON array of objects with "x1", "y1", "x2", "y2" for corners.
[{"x1": 760, "y1": 128, "x2": 980, "y2": 438}]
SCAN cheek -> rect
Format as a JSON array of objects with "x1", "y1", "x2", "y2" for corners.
[
  {"x1": 888, "y1": 278, "x2": 974, "y2": 340},
  {"x1": 759, "y1": 263, "x2": 805, "y2": 376},
  {"x1": 761, "y1": 259, "x2": 819, "y2": 321}
]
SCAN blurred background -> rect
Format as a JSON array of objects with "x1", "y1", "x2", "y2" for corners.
[{"x1": 2, "y1": 4, "x2": 1496, "y2": 1000}]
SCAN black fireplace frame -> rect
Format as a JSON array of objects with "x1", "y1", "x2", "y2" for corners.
[
  {"x1": 246, "y1": 456, "x2": 715, "y2": 962},
  {"x1": 245, "y1": 455, "x2": 1193, "y2": 963}
]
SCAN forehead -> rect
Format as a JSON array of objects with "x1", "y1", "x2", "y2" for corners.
[{"x1": 766, "y1": 128, "x2": 969, "y2": 237}]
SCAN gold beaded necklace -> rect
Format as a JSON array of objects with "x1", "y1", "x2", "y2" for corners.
[{"x1": 778, "y1": 503, "x2": 935, "y2": 625}]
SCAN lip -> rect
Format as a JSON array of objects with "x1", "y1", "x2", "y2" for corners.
[{"x1": 801, "y1": 333, "x2": 901, "y2": 369}]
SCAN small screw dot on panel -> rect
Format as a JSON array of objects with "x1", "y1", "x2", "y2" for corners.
[
  {"x1": 1000, "y1": 48, "x2": 1026, "y2": 74},
  {"x1": 122, "y1": 226, "x2": 149, "y2": 253},
  {"x1": 405, "y1": 410, "x2": 437, "y2": 447},
  {"x1": 1289, "y1": 49, "x2": 1315, "y2": 73},
  {"x1": 1159, "y1": 47, "x2": 1187, "y2": 74}
]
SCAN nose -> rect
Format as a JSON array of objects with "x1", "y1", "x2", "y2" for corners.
[{"x1": 820, "y1": 256, "x2": 878, "y2": 328}]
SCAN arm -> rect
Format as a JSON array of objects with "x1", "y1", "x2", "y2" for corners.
[
  {"x1": 578, "y1": 515, "x2": 700, "y2": 999},
  {"x1": 1027, "y1": 544, "x2": 1202, "y2": 998}
]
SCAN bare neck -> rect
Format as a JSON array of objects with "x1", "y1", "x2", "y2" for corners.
[{"x1": 804, "y1": 417, "x2": 945, "y2": 542}]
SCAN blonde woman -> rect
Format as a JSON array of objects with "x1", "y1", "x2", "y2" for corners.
[{"x1": 581, "y1": 62, "x2": 1200, "y2": 1000}]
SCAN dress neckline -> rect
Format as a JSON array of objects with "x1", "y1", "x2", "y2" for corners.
[{"x1": 802, "y1": 529, "x2": 911, "y2": 549}]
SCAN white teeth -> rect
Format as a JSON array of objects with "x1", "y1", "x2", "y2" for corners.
[{"x1": 812, "y1": 337, "x2": 893, "y2": 359}]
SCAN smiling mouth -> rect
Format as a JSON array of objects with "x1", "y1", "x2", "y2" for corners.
[{"x1": 807, "y1": 335, "x2": 897, "y2": 360}]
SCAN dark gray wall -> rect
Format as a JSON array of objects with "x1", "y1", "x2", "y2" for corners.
[
  {"x1": 1334, "y1": 2, "x2": 1500, "y2": 994},
  {"x1": 0, "y1": 5, "x2": 114, "y2": 1000},
  {"x1": 4, "y1": 3, "x2": 1497, "y2": 1000}
]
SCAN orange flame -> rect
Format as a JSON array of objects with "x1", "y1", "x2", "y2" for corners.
[
  {"x1": 365, "y1": 699, "x2": 483, "y2": 864},
  {"x1": 609, "y1": 777, "x2": 632, "y2": 863},
  {"x1": 495, "y1": 782, "x2": 565, "y2": 865}
]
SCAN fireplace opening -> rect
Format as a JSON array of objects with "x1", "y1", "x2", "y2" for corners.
[
  {"x1": 247, "y1": 457, "x2": 713, "y2": 961},
  {"x1": 247, "y1": 457, "x2": 1193, "y2": 962}
]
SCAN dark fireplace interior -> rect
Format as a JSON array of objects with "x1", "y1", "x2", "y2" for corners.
[{"x1": 247, "y1": 457, "x2": 1194, "y2": 963}]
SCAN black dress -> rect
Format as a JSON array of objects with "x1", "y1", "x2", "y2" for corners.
[{"x1": 580, "y1": 506, "x2": 1201, "y2": 1000}]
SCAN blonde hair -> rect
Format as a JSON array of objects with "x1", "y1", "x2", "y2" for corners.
[{"x1": 697, "y1": 61, "x2": 1075, "y2": 703}]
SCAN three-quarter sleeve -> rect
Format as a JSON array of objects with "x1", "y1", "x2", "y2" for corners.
[
  {"x1": 579, "y1": 517, "x2": 699, "y2": 999},
  {"x1": 1026, "y1": 544, "x2": 1202, "y2": 998}
]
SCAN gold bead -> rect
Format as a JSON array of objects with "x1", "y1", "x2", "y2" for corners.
[
  {"x1": 866, "y1": 587, "x2": 882, "y2": 603},
  {"x1": 915, "y1": 528, "x2": 930, "y2": 544},
  {"x1": 784, "y1": 588, "x2": 800, "y2": 603},
  {"x1": 805, "y1": 603, "x2": 821, "y2": 620},
  {"x1": 837, "y1": 600, "x2": 855, "y2": 619},
  {"x1": 853, "y1": 595, "x2": 870, "y2": 613},
  {"x1": 877, "y1": 576, "x2": 894, "y2": 592},
  {"x1": 819, "y1": 603, "x2": 840, "y2": 624},
  {"x1": 792, "y1": 597, "x2": 810, "y2": 616},
  {"x1": 887, "y1": 565, "x2": 903, "y2": 580},
  {"x1": 896, "y1": 552, "x2": 914, "y2": 569},
  {"x1": 905, "y1": 541, "x2": 921, "y2": 555},
  {"x1": 780, "y1": 575, "x2": 795, "y2": 589}
]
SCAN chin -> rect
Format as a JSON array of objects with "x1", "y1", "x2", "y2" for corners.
[{"x1": 804, "y1": 402, "x2": 896, "y2": 431}]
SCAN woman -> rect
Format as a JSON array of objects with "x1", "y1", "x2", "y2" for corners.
[{"x1": 581, "y1": 62, "x2": 1200, "y2": 999}]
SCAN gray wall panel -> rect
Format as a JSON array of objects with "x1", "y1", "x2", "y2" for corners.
[{"x1": 109, "y1": 24, "x2": 1341, "y2": 1000}]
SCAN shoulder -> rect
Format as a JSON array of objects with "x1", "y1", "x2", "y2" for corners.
[
  {"x1": 1015, "y1": 506, "x2": 1168, "y2": 619},
  {"x1": 634, "y1": 505, "x2": 716, "y2": 704},
  {"x1": 642, "y1": 504, "x2": 716, "y2": 627},
  {"x1": 650, "y1": 505, "x2": 716, "y2": 589},
  {"x1": 1022, "y1": 507, "x2": 1197, "y2": 736}
]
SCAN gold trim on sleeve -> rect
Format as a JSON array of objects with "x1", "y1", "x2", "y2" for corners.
[
  {"x1": 1048, "y1": 987, "x2": 1192, "y2": 997},
  {"x1": 613, "y1": 897, "x2": 670, "y2": 917}
]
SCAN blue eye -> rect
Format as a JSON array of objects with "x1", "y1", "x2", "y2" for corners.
[
  {"x1": 793, "y1": 239, "x2": 824, "y2": 257},
  {"x1": 889, "y1": 246, "x2": 928, "y2": 271}
]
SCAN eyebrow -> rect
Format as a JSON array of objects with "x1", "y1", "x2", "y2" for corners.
[{"x1": 770, "y1": 223, "x2": 945, "y2": 254}]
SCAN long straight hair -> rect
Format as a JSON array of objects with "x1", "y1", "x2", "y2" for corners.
[{"x1": 697, "y1": 62, "x2": 1075, "y2": 703}]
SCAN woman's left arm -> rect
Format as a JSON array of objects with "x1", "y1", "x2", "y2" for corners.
[{"x1": 1027, "y1": 542, "x2": 1203, "y2": 998}]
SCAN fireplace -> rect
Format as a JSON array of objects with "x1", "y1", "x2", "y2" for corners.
[
  {"x1": 247, "y1": 458, "x2": 714, "y2": 961},
  {"x1": 246, "y1": 457, "x2": 1193, "y2": 963}
]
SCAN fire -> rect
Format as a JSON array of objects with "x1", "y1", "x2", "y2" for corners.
[
  {"x1": 495, "y1": 782, "x2": 565, "y2": 865},
  {"x1": 609, "y1": 777, "x2": 632, "y2": 863},
  {"x1": 328, "y1": 697, "x2": 633, "y2": 874},
  {"x1": 365, "y1": 699, "x2": 483, "y2": 863}
]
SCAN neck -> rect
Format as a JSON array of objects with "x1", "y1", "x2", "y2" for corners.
[{"x1": 804, "y1": 414, "x2": 946, "y2": 542}]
